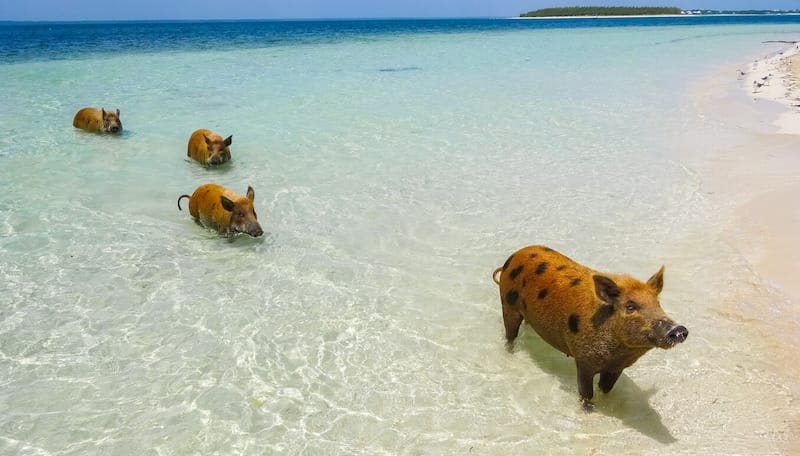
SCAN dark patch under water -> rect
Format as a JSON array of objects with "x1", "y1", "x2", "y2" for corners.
[{"x1": 378, "y1": 66, "x2": 422, "y2": 72}]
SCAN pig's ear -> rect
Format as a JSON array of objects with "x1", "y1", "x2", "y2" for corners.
[
  {"x1": 647, "y1": 265, "x2": 665, "y2": 295},
  {"x1": 116, "y1": 109, "x2": 120, "y2": 117},
  {"x1": 101, "y1": 108, "x2": 106, "y2": 117},
  {"x1": 593, "y1": 275, "x2": 620, "y2": 305},
  {"x1": 246, "y1": 186, "x2": 254, "y2": 202},
  {"x1": 224, "y1": 135, "x2": 232, "y2": 146},
  {"x1": 220, "y1": 195, "x2": 235, "y2": 212},
  {"x1": 204, "y1": 134, "x2": 212, "y2": 146}
]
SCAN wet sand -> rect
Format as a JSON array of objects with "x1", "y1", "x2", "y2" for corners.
[
  {"x1": 695, "y1": 42, "x2": 800, "y2": 302},
  {"x1": 690, "y1": 43, "x2": 800, "y2": 454},
  {"x1": 735, "y1": 43, "x2": 800, "y2": 301}
]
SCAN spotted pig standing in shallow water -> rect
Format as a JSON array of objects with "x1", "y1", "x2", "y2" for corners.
[
  {"x1": 72, "y1": 107, "x2": 122, "y2": 133},
  {"x1": 493, "y1": 245, "x2": 688, "y2": 408},
  {"x1": 187, "y1": 129, "x2": 232, "y2": 166},
  {"x1": 177, "y1": 184, "x2": 263, "y2": 238}
]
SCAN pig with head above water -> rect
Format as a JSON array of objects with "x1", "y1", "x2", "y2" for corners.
[
  {"x1": 72, "y1": 107, "x2": 122, "y2": 133},
  {"x1": 178, "y1": 184, "x2": 263, "y2": 238},
  {"x1": 493, "y1": 245, "x2": 688, "y2": 409},
  {"x1": 187, "y1": 129, "x2": 232, "y2": 166}
]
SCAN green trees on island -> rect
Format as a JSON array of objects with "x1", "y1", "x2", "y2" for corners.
[{"x1": 520, "y1": 6, "x2": 682, "y2": 17}]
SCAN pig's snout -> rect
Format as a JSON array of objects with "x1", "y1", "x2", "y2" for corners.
[
  {"x1": 666, "y1": 325, "x2": 688, "y2": 344},
  {"x1": 246, "y1": 222, "x2": 263, "y2": 238},
  {"x1": 109, "y1": 125, "x2": 120, "y2": 133},
  {"x1": 652, "y1": 320, "x2": 688, "y2": 348}
]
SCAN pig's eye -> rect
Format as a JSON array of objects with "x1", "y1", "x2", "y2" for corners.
[{"x1": 625, "y1": 301, "x2": 639, "y2": 313}]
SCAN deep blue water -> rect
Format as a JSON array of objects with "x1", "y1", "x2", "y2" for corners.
[{"x1": 2, "y1": 15, "x2": 800, "y2": 63}]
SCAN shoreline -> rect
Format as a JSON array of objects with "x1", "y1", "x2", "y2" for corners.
[
  {"x1": 738, "y1": 42, "x2": 800, "y2": 301},
  {"x1": 693, "y1": 41, "x2": 800, "y2": 301},
  {"x1": 748, "y1": 42, "x2": 800, "y2": 134},
  {"x1": 730, "y1": 41, "x2": 800, "y2": 301},
  {"x1": 687, "y1": 44, "x2": 800, "y2": 454}
]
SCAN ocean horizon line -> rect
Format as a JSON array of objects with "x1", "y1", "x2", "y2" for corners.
[
  {"x1": 0, "y1": 17, "x2": 505, "y2": 25},
  {"x1": 3, "y1": 12, "x2": 800, "y2": 26}
]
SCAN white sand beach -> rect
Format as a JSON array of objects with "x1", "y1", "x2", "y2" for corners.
[
  {"x1": 725, "y1": 42, "x2": 800, "y2": 302},
  {"x1": 687, "y1": 40, "x2": 800, "y2": 304},
  {"x1": 749, "y1": 42, "x2": 800, "y2": 135},
  {"x1": 688, "y1": 43, "x2": 800, "y2": 454}
]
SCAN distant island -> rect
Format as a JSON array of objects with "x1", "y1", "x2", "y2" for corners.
[{"x1": 520, "y1": 6, "x2": 681, "y2": 17}]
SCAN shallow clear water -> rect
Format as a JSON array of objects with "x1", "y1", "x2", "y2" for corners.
[{"x1": 1, "y1": 18, "x2": 799, "y2": 455}]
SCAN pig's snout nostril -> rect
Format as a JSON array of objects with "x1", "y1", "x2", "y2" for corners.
[
  {"x1": 110, "y1": 126, "x2": 120, "y2": 133},
  {"x1": 667, "y1": 325, "x2": 688, "y2": 344}
]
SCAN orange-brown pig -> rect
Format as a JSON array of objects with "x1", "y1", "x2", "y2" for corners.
[
  {"x1": 187, "y1": 129, "x2": 232, "y2": 166},
  {"x1": 493, "y1": 245, "x2": 687, "y2": 408},
  {"x1": 72, "y1": 107, "x2": 122, "y2": 133},
  {"x1": 177, "y1": 184, "x2": 263, "y2": 238}
]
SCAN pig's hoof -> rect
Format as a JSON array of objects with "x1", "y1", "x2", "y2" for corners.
[{"x1": 581, "y1": 399, "x2": 595, "y2": 412}]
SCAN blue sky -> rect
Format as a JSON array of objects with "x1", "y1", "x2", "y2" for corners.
[{"x1": 1, "y1": 1, "x2": 798, "y2": 21}]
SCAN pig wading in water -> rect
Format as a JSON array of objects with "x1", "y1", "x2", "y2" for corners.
[
  {"x1": 177, "y1": 184, "x2": 263, "y2": 238},
  {"x1": 187, "y1": 129, "x2": 232, "y2": 166},
  {"x1": 493, "y1": 245, "x2": 688, "y2": 408},
  {"x1": 72, "y1": 107, "x2": 122, "y2": 133}
]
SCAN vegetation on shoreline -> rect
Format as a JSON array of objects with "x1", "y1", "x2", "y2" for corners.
[{"x1": 520, "y1": 6, "x2": 682, "y2": 17}]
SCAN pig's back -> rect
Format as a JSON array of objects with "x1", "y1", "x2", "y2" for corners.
[
  {"x1": 189, "y1": 184, "x2": 241, "y2": 233},
  {"x1": 499, "y1": 245, "x2": 597, "y2": 355},
  {"x1": 73, "y1": 107, "x2": 101, "y2": 131},
  {"x1": 187, "y1": 129, "x2": 213, "y2": 160}
]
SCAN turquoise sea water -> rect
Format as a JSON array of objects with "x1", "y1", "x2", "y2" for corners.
[{"x1": 1, "y1": 17, "x2": 800, "y2": 455}]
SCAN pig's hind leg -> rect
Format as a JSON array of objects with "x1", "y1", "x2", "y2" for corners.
[{"x1": 501, "y1": 303, "x2": 523, "y2": 350}]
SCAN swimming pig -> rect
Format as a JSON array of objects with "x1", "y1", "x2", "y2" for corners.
[
  {"x1": 493, "y1": 245, "x2": 688, "y2": 408},
  {"x1": 72, "y1": 107, "x2": 122, "y2": 133},
  {"x1": 177, "y1": 184, "x2": 263, "y2": 238},
  {"x1": 187, "y1": 129, "x2": 232, "y2": 166}
]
